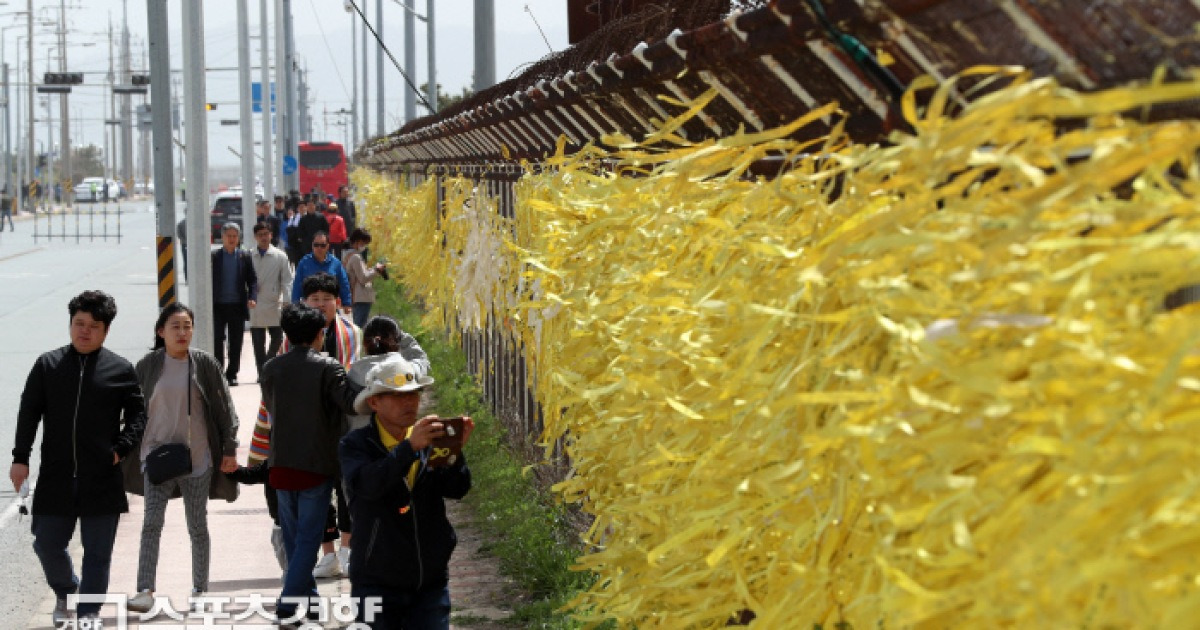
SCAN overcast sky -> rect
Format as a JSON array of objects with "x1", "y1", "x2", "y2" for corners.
[{"x1": 5, "y1": 0, "x2": 570, "y2": 170}]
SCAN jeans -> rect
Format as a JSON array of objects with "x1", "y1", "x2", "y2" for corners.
[
  {"x1": 250, "y1": 326, "x2": 283, "y2": 377},
  {"x1": 351, "y1": 584, "x2": 451, "y2": 630},
  {"x1": 351, "y1": 302, "x2": 373, "y2": 328},
  {"x1": 276, "y1": 479, "x2": 333, "y2": 616},
  {"x1": 213, "y1": 303, "x2": 245, "y2": 379},
  {"x1": 0, "y1": 206, "x2": 13, "y2": 230},
  {"x1": 31, "y1": 513, "x2": 121, "y2": 616}
]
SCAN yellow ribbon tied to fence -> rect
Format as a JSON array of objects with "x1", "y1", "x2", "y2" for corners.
[{"x1": 356, "y1": 69, "x2": 1200, "y2": 628}]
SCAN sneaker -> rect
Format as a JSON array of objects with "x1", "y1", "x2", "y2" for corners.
[
  {"x1": 336, "y1": 547, "x2": 351, "y2": 576},
  {"x1": 52, "y1": 597, "x2": 69, "y2": 626},
  {"x1": 271, "y1": 525, "x2": 288, "y2": 571},
  {"x1": 312, "y1": 552, "x2": 341, "y2": 578},
  {"x1": 127, "y1": 589, "x2": 154, "y2": 613}
]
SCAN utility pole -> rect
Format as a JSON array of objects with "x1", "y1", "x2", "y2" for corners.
[
  {"x1": 298, "y1": 67, "x2": 309, "y2": 141},
  {"x1": 3, "y1": 63, "x2": 10, "y2": 194},
  {"x1": 108, "y1": 17, "x2": 116, "y2": 179},
  {"x1": 349, "y1": 3, "x2": 357, "y2": 150},
  {"x1": 377, "y1": 0, "x2": 384, "y2": 134},
  {"x1": 26, "y1": 0, "x2": 33, "y2": 195},
  {"x1": 148, "y1": 0, "x2": 177, "y2": 308},
  {"x1": 274, "y1": 0, "x2": 286, "y2": 194},
  {"x1": 121, "y1": 0, "x2": 133, "y2": 193},
  {"x1": 283, "y1": 0, "x2": 298, "y2": 191},
  {"x1": 403, "y1": 1, "x2": 413, "y2": 123},
  {"x1": 361, "y1": 0, "x2": 368, "y2": 141},
  {"x1": 238, "y1": 0, "x2": 255, "y2": 240},
  {"x1": 182, "y1": 0, "x2": 213, "y2": 352},
  {"x1": 426, "y1": 0, "x2": 436, "y2": 114},
  {"x1": 58, "y1": 0, "x2": 71, "y2": 205},
  {"x1": 44, "y1": 74, "x2": 52, "y2": 210},
  {"x1": 474, "y1": 0, "x2": 495, "y2": 92},
  {"x1": 260, "y1": 0, "x2": 273, "y2": 203}
]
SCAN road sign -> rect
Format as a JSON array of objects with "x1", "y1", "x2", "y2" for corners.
[
  {"x1": 252, "y1": 82, "x2": 276, "y2": 114},
  {"x1": 282, "y1": 155, "x2": 297, "y2": 175}
]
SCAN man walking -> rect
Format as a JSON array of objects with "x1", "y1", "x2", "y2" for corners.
[
  {"x1": 250, "y1": 222, "x2": 293, "y2": 381},
  {"x1": 292, "y1": 232, "x2": 352, "y2": 311},
  {"x1": 260, "y1": 302, "x2": 360, "y2": 623},
  {"x1": 255, "y1": 199, "x2": 282, "y2": 248},
  {"x1": 335, "y1": 185, "x2": 357, "y2": 235},
  {"x1": 10, "y1": 290, "x2": 147, "y2": 626},
  {"x1": 1, "y1": 186, "x2": 14, "y2": 231},
  {"x1": 212, "y1": 222, "x2": 259, "y2": 386}
]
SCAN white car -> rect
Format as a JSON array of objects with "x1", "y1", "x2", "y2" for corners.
[{"x1": 74, "y1": 177, "x2": 121, "y2": 203}]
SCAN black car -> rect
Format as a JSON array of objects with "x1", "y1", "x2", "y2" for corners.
[{"x1": 210, "y1": 193, "x2": 246, "y2": 243}]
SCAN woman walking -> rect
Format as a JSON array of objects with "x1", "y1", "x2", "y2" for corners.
[
  {"x1": 122, "y1": 302, "x2": 241, "y2": 612},
  {"x1": 342, "y1": 228, "x2": 388, "y2": 328}
]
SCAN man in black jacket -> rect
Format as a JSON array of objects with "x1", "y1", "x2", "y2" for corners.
[
  {"x1": 9, "y1": 290, "x2": 147, "y2": 626},
  {"x1": 211, "y1": 222, "x2": 259, "y2": 386},
  {"x1": 340, "y1": 355, "x2": 473, "y2": 629},
  {"x1": 335, "y1": 185, "x2": 357, "y2": 235},
  {"x1": 261, "y1": 302, "x2": 360, "y2": 624}
]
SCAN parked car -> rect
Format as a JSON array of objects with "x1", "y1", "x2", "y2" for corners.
[
  {"x1": 74, "y1": 177, "x2": 121, "y2": 203},
  {"x1": 210, "y1": 189, "x2": 262, "y2": 243}
]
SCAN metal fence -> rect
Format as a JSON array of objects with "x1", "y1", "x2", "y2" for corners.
[{"x1": 364, "y1": 0, "x2": 1200, "y2": 451}]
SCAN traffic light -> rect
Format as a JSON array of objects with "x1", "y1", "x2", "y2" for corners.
[
  {"x1": 206, "y1": 103, "x2": 217, "y2": 111},
  {"x1": 43, "y1": 72, "x2": 84, "y2": 85},
  {"x1": 114, "y1": 74, "x2": 149, "y2": 94}
]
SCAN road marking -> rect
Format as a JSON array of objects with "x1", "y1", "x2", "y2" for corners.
[{"x1": 0, "y1": 247, "x2": 45, "y2": 264}]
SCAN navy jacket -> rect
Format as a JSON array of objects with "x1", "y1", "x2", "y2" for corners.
[
  {"x1": 13, "y1": 345, "x2": 147, "y2": 516},
  {"x1": 210, "y1": 247, "x2": 259, "y2": 319},
  {"x1": 340, "y1": 419, "x2": 471, "y2": 591}
]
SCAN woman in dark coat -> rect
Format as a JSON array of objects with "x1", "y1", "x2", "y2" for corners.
[{"x1": 121, "y1": 302, "x2": 240, "y2": 611}]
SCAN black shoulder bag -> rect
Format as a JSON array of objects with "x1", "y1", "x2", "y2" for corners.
[{"x1": 144, "y1": 356, "x2": 194, "y2": 485}]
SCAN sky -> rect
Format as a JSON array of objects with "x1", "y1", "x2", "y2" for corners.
[{"x1": 4, "y1": 0, "x2": 571, "y2": 171}]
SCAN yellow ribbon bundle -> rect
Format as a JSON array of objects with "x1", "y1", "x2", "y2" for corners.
[{"x1": 357, "y1": 69, "x2": 1200, "y2": 627}]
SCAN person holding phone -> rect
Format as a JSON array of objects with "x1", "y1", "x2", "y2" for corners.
[{"x1": 339, "y1": 356, "x2": 473, "y2": 629}]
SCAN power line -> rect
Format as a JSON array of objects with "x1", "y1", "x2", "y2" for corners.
[
  {"x1": 346, "y1": 0, "x2": 434, "y2": 115},
  {"x1": 524, "y1": 4, "x2": 553, "y2": 54},
  {"x1": 307, "y1": 0, "x2": 352, "y2": 103}
]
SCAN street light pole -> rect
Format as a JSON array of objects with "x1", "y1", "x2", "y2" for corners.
[
  {"x1": 182, "y1": 0, "x2": 213, "y2": 352},
  {"x1": 260, "y1": 0, "x2": 273, "y2": 203},
  {"x1": 147, "y1": 0, "x2": 178, "y2": 307},
  {"x1": 57, "y1": 0, "x2": 70, "y2": 206},
  {"x1": 426, "y1": 0, "x2": 435, "y2": 114},
  {"x1": 26, "y1": 0, "x2": 33, "y2": 198},
  {"x1": 237, "y1": 0, "x2": 255, "y2": 239}
]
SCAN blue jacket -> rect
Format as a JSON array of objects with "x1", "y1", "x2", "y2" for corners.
[
  {"x1": 292, "y1": 252, "x2": 352, "y2": 305},
  {"x1": 340, "y1": 419, "x2": 471, "y2": 591}
]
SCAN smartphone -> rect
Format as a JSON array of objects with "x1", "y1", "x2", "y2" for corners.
[{"x1": 427, "y1": 416, "x2": 466, "y2": 468}]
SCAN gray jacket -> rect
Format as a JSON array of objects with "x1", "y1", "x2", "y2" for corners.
[
  {"x1": 123, "y1": 348, "x2": 240, "y2": 501},
  {"x1": 344, "y1": 335, "x2": 431, "y2": 431},
  {"x1": 249, "y1": 244, "x2": 293, "y2": 327},
  {"x1": 261, "y1": 345, "x2": 361, "y2": 477}
]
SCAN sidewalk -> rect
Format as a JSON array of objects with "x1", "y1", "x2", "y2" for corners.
[{"x1": 24, "y1": 329, "x2": 514, "y2": 629}]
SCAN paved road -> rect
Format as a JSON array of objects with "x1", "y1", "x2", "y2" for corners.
[{"x1": 0, "y1": 202, "x2": 168, "y2": 626}]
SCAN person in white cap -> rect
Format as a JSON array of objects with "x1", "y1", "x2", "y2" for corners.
[{"x1": 339, "y1": 356, "x2": 474, "y2": 629}]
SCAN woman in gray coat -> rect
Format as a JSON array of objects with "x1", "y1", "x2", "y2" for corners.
[{"x1": 121, "y1": 302, "x2": 240, "y2": 612}]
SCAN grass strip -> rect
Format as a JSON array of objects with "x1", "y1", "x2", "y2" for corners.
[{"x1": 374, "y1": 281, "x2": 593, "y2": 628}]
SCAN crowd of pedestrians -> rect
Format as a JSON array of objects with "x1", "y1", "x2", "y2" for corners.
[{"x1": 10, "y1": 187, "x2": 476, "y2": 629}]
